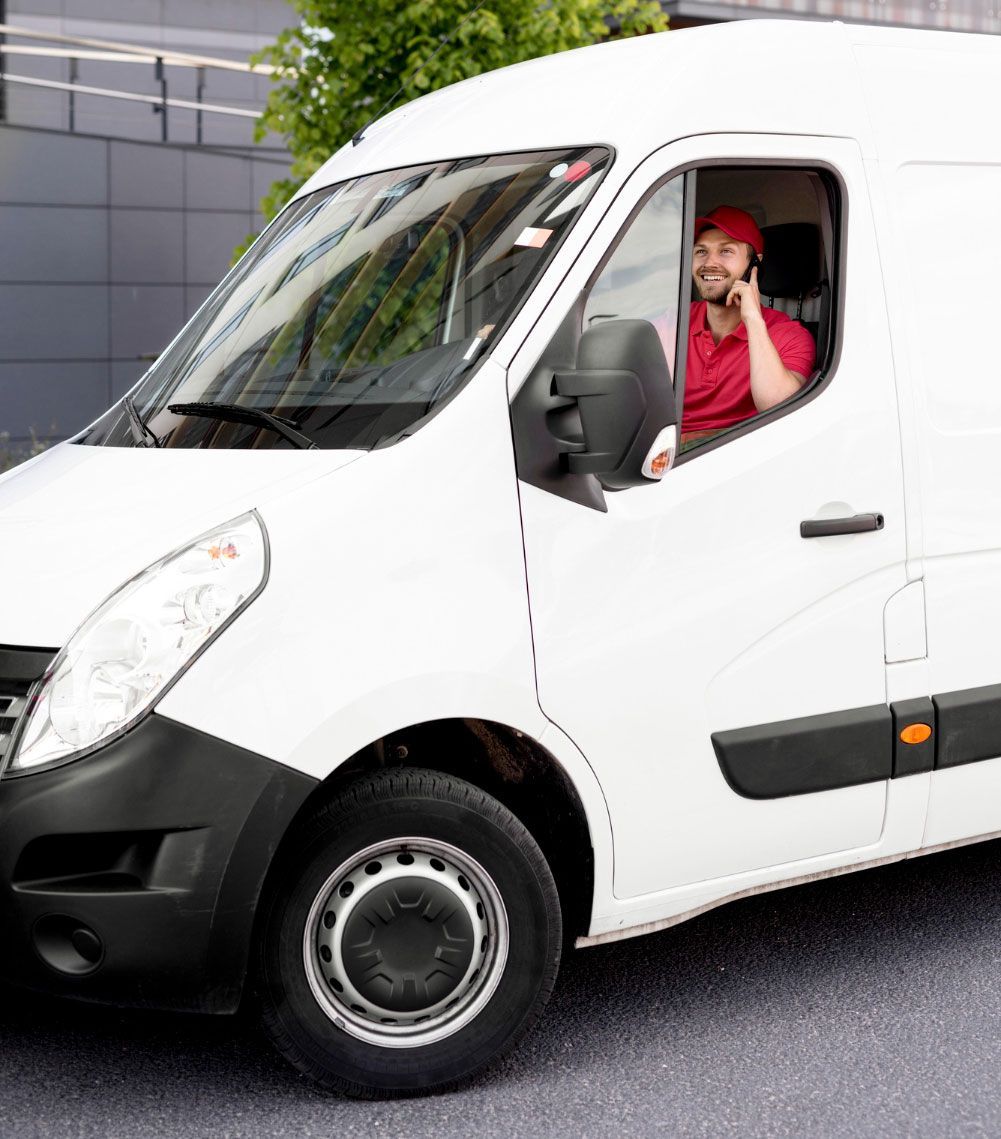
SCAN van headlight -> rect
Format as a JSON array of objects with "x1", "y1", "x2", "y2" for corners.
[{"x1": 7, "y1": 511, "x2": 268, "y2": 775}]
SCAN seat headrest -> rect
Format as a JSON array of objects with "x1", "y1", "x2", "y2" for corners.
[{"x1": 757, "y1": 223, "x2": 821, "y2": 299}]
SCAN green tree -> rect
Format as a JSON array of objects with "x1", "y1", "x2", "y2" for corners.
[{"x1": 252, "y1": 0, "x2": 667, "y2": 223}]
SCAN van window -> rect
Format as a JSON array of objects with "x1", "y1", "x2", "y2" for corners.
[
  {"x1": 81, "y1": 147, "x2": 610, "y2": 452},
  {"x1": 585, "y1": 166, "x2": 838, "y2": 457},
  {"x1": 583, "y1": 176, "x2": 684, "y2": 377}
]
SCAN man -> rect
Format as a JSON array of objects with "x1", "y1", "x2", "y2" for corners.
[{"x1": 682, "y1": 205, "x2": 815, "y2": 444}]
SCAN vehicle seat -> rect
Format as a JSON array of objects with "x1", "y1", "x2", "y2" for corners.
[{"x1": 757, "y1": 223, "x2": 826, "y2": 360}]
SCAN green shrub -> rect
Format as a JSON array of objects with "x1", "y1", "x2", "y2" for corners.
[{"x1": 249, "y1": 1, "x2": 668, "y2": 228}]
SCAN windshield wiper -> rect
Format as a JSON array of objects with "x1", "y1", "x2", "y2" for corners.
[
  {"x1": 124, "y1": 394, "x2": 160, "y2": 448},
  {"x1": 167, "y1": 402, "x2": 318, "y2": 450}
]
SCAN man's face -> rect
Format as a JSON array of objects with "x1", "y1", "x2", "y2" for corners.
[{"x1": 692, "y1": 228, "x2": 754, "y2": 304}]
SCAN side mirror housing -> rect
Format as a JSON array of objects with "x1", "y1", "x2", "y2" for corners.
[{"x1": 554, "y1": 319, "x2": 678, "y2": 490}]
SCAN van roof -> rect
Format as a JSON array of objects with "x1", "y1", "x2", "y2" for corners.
[{"x1": 300, "y1": 19, "x2": 1001, "y2": 196}]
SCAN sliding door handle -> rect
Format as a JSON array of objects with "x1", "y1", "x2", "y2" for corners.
[{"x1": 800, "y1": 513, "x2": 884, "y2": 538}]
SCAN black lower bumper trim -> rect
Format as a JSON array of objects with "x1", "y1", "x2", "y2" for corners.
[{"x1": 0, "y1": 713, "x2": 317, "y2": 1012}]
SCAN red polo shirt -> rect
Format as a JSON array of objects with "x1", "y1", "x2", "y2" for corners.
[{"x1": 683, "y1": 301, "x2": 815, "y2": 433}]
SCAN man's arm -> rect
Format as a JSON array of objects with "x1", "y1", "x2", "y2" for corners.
[
  {"x1": 727, "y1": 266, "x2": 810, "y2": 412},
  {"x1": 745, "y1": 319, "x2": 808, "y2": 411}
]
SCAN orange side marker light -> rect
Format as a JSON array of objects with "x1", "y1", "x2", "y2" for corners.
[
  {"x1": 649, "y1": 450, "x2": 672, "y2": 478},
  {"x1": 900, "y1": 723, "x2": 932, "y2": 745}
]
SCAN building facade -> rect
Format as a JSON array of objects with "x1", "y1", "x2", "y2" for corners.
[{"x1": 0, "y1": 1, "x2": 294, "y2": 453}]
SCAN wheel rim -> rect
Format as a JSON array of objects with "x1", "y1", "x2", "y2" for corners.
[{"x1": 303, "y1": 837, "x2": 510, "y2": 1048}]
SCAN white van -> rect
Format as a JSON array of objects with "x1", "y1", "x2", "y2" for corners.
[{"x1": 1, "y1": 17, "x2": 999, "y2": 1097}]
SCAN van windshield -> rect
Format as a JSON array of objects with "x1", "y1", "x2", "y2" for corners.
[{"x1": 81, "y1": 147, "x2": 610, "y2": 451}]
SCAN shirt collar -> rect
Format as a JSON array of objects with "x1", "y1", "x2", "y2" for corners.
[{"x1": 692, "y1": 301, "x2": 747, "y2": 342}]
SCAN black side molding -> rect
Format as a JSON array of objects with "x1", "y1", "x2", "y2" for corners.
[
  {"x1": 712, "y1": 704, "x2": 891, "y2": 799},
  {"x1": 934, "y1": 684, "x2": 1001, "y2": 769},
  {"x1": 712, "y1": 683, "x2": 1001, "y2": 800}
]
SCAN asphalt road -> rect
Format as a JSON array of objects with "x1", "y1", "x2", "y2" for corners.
[{"x1": 3, "y1": 839, "x2": 1001, "y2": 1139}]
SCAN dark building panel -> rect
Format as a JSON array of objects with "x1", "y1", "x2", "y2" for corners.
[
  {"x1": 110, "y1": 209, "x2": 186, "y2": 284},
  {"x1": 0, "y1": 282, "x2": 109, "y2": 359},
  {"x1": 0, "y1": 122, "x2": 287, "y2": 447},
  {"x1": 0, "y1": 204, "x2": 108, "y2": 282},
  {"x1": 109, "y1": 283, "x2": 186, "y2": 360},
  {"x1": 0, "y1": 127, "x2": 107, "y2": 204},
  {"x1": 0, "y1": 360, "x2": 109, "y2": 441},
  {"x1": 185, "y1": 211, "x2": 253, "y2": 284},
  {"x1": 109, "y1": 140, "x2": 184, "y2": 208}
]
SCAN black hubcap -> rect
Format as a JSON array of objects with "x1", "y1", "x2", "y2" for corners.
[{"x1": 340, "y1": 878, "x2": 475, "y2": 1013}]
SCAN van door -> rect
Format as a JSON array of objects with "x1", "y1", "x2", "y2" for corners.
[
  {"x1": 511, "y1": 135, "x2": 911, "y2": 899},
  {"x1": 858, "y1": 62, "x2": 1001, "y2": 850}
]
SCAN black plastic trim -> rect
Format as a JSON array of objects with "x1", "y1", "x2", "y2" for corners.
[
  {"x1": 0, "y1": 712, "x2": 317, "y2": 1012},
  {"x1": 934, "y1": 684, "x2": 1001, "y2": 770},
  {"x1": 714, "y1": 683, "x2": 1001, "y2": 799},
  {"x1": 672, "y1": 169, "x2": 698, "y2": 434},
  {"x1": 511, "y1": 295, "x2": 608, "y2": 511},
  {"x1": 800, "y1": 513, "x2": 884, "y2": 538},
  {"x1": 891, "y1": 697, "x2": 935, "y2": 777},
  {"x1": 712, "y1": 704, "x2": 891, "y2": 799},
  {"x1": 0, "y1": 645, "x2": 57, "y2": 684},
  {"x1": 554, "y1": 319, "x2": 677, "y2": 488}
]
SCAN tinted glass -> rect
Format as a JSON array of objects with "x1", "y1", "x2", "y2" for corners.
[
  {"x1": 584, "y1": 175, "x2": 683, "y2": 377},
  {"x1": 83, "y1": 148, "x2": 610, "y2": 451}
]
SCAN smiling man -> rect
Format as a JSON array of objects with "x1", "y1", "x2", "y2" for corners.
[{"x1": 683, "y1": 206, "x2": 815, "y2": 444}]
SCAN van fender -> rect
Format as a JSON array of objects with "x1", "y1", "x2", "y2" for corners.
[{"x1": 280, "y1": 675, "x2": 615, "y2": 934}]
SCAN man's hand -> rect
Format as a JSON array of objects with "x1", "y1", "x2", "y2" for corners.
[
  {"x1": 726, "y1": 265, "x2": 764, "y2": 326},
  {"x1": 735, "y1": 263, "x2": 808, "y2": 412}
]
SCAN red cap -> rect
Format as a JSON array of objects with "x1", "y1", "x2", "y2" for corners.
[{"x1": 694, "y1": 206, "x2": 764, "y2": 255}]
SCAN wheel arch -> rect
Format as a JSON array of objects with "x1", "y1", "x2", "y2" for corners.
[{"x1": 258, "y1": 718, "x2": 596, "y2": 942}]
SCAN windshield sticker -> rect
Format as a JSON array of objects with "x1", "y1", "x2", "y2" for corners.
[
  {"x1": 514, "y1": 227, "x2": 553, "y2": 249},
  {"x1": 564, "y1": 160, "x2": 592, "y2": 183}
]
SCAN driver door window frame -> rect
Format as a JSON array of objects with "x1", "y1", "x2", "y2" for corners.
[
  {"x1": 575, "y1": 156, "x2": 846, "y2": 468},
  {"x1": 507, "y1": 136, "x2": 854, "y2": 516}
]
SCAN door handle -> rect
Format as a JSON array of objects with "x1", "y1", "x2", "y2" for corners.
[{"x1": 800, "y1": 513, "x2": 884, "y2": 538}]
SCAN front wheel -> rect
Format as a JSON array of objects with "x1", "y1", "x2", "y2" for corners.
[{"x1": 257, "y1": 768, "x2": 563, "y2": 1097}]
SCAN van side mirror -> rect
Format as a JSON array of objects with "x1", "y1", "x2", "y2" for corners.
[{"x1": 554, "y1": 319, "x2": 678, "y2": 490}]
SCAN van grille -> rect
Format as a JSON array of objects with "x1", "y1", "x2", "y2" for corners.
[
  {"x1": 0, "y1": 647, "x2": 58, "y2": 766},
  {"x1": 0, "y1": 692, "x2": 30, "y2": 761}
]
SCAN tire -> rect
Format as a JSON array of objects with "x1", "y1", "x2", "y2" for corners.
[{"x1": 257, "y1": 768, "x2": 563, "y2": 1097}]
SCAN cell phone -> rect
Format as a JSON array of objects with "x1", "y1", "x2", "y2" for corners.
[{"x1": 741, "y1": 252, "x2": 761, "y2": 284}]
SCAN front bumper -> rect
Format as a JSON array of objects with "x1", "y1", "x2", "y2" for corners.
[{"x1": 0, "y1": 713, "x2": 317, "y2": 1012}]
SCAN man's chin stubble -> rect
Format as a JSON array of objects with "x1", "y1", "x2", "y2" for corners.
[{"x1": 698, "y1": 285, "x2": 730, "y2": 306}]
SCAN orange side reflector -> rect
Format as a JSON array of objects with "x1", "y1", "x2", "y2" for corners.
[
  {"x1": 900, "y1": 723, "x2": 932, "y2": 745},
  {"x1": 649, "y1": 451, "x2": 671, "y2": 477}
]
